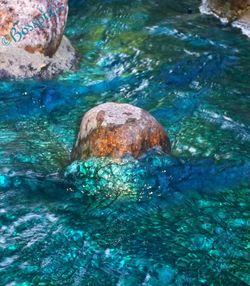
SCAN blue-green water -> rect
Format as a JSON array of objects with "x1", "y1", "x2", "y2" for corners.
[{"x1": 0, "y1": 0, "x2": 249, "y2": 285}]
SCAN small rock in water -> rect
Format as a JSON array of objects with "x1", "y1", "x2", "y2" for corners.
[{"x1": 71, "y1": 102, "x2": 171, "y2": 160}]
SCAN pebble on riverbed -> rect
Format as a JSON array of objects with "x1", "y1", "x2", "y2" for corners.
[
  {"x1": 0, "y1": 0, "x2": 78, "y2": 79},
  {"x1": 71, "y1": 103, "x2": 171, "y2": 160}
]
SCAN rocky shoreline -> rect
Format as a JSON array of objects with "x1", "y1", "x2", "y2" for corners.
[{"x1": 200, "y1": 0, "x2": 250, "y2": 37}]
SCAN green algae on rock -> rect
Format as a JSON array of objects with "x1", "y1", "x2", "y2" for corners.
[{"x1": 71, "y1": 102, "x2": 171, "y2": 160}]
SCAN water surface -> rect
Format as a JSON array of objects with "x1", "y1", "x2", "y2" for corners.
[{"x1": 0, "y1": 0, "x2": 249, "y2": 285}]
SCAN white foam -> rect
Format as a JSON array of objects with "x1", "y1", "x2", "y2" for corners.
[
  {"x1": 232, "y1": 20, "x2": 250, "y2": 37},
  {"x1": 199, "y1": 0, "x2": 211, "y2": 15},
  {"x1": 199, "y1": 0, "x2": 229, "y2": 23}
]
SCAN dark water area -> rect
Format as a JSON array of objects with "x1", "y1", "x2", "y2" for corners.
[{"x1": 0, "y1": 0, "x2": 249, "y2": 285}]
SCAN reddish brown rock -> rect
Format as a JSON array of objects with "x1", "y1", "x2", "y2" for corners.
[
  {"x1": 0, "y1": 0, "x2": 68, "y2": 57},
  {"x1": 71, "y1": 103, "x2": 171, "y2": 160}
]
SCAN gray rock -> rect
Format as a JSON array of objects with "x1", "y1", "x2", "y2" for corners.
[{"x1": 0, "y1": 36, "x2": 78, "y2": 80}]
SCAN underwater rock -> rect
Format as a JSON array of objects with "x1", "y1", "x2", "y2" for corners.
[
  {"x1": 0, "y1": 0, "x2": 78, "y2": 79},
  {"x1": 71, "y1": 102, "x2": 171, "y2": 160},
  {"x1": 201, "y1": 0, "x2": 250, "y2": 36}
]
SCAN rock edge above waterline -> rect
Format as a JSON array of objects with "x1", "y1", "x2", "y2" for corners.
[
  {"x1": 200, "y1": 0, "x2": 250, "y2": 37},
  {"x1": 71, "y1": 102, "x2": 171, "y2": 161},
  {"x1": 0, "y1": 36, "x2": 78, "y2": 80},
  {"x1": 0, "y1": 0, "x2": 68, "y2": 56},
  {"x1": 0, "y1": 0, "x2": 78, "y2": 79}
]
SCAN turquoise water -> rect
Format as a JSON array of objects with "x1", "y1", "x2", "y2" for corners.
[{"x1": 0, "y1": 0, "x2": 249, "y2": 285}]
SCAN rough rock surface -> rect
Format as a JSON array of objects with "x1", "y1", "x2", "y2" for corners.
[
  {"x1": 71, "y1": 103, "x2": 171, "y2": 160},
  {"x1": 0, "y1": 36, "x2": 78, "y2": 80},
  {"x1": 206, "y1": 0, "x2": 250, "y2": 20},
  {"x1": 0, "y1": 0, "x2": 68, "y2": 56},
  {"x1": 201, "y1": 0, "x2": 250, "y2": 36},
  {"x1": 0, "y1": 0, "x2": 78, "y2": 79}
]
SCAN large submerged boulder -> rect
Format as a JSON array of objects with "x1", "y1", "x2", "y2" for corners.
[
  {"x1": 0, "y1": 0, "x2": 78, "y2": 79},
  {"x1": 71, "y1": 103, "x2": 171, "y2": 160},
  {"x1": 201, "y1": 0, "x2": 250, "y2": 37}
]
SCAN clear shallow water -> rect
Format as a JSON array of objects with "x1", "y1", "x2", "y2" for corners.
[{"x1": 0, "y1": 0, "x2": 250, "y2": 285}]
